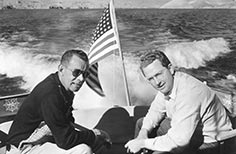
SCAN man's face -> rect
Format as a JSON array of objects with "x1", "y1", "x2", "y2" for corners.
[
  {"x1": 142, "y1": 59, "x2": 174, "y2": 95},
  {"x1": 60, "y1": 55, "x2": 89, "y2": 92}
]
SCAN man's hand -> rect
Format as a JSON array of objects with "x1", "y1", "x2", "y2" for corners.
[
  {"x1": 92, "y1": 129, "x2": 112, "y2": 153},
  {"x1": 124, "y1": 138, "x2": 145, "y2": 153},
  {"x1": 93, "y1": 129, "x2": 111, "y2": 144}
]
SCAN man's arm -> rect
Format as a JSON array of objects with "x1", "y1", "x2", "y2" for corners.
[
  {"x1": 72, "y1": 122, "x2": 112, "y2": 150},
  {"x1": 137, "y1": 128, "x2": 149, "y2": 139},
  {"x1": 41, "y1": 94, "x2": 96, "y2": 150},
  {"x1": 125, "y1": 94, "x2": 166, "y2": 153},
  {"x1": 139, "y1": 93, "x2": 166, "y2": 138},
  {"x1": 143, "y1": 88, "x2": 204, "y2": 152}
]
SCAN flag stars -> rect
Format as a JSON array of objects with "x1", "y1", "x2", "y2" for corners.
[{"x1": 91, "y1": 6, "x2": 112, "y2": 42}]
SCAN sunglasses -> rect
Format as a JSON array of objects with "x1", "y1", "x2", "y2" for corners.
[{"x1": 66, "y1": 67, "x2": 90, "y2": 79}]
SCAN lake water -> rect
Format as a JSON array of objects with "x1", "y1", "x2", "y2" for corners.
[{"x1": 0, "y1": 9, "x2": 236, "y2": 107}]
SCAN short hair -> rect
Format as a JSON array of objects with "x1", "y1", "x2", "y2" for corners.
[
  {"x1": 140, "y1": 49, "x2": 171, "y2": 69},
  {"x1": 60, "y1": 49, "x2": 89, "y2": 66}
]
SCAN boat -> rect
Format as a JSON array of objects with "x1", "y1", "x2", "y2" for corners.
[
  {"x1": 49, "y1": 6, "x2": 63, "y2": 9},
  {"x1": 0, "y1": 89, "x2": 236, "y2": 154},
  {"x1": 1, "y1": 5, "x2": 15, "y2": 10}
]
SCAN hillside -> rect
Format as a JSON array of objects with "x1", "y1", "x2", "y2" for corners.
[
  {"x1": 0, "y1": 0, "x2": 236, "y2": 9},
  {"x1": 0, "y1": 0, "x2": 168, "y2": 9},
  {"x1": 160, "y1": 0, "x2": 236, "y2": 8}
]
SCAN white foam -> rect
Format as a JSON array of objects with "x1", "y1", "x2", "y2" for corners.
[
  {"x1": 164, "y1": 37, "x2": 231, "y2": 68},
  {"x1": 227, "y1": 74, "x2": 236, "y2": 82},
  {"x1": 0, "y1": 43, "x2": 59, "y2": 90},
  {"x1": 0, "y1": 37, "x2": 232, "y2": 108}
]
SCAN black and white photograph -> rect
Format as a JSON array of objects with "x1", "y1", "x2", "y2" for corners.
[{"x1": 0, "y1": 0, "x2": 236, "y2": 154}]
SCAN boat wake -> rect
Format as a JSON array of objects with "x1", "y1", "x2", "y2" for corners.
[{"x1": 0, "y1": 37, "x2": 234, "y2": 107}]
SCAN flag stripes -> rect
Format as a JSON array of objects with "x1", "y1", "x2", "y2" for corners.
[
  {"x1": 89, "y1": 41, "x2": 118, "y2": 65},
  {"x1": 86, "y1": 0, "x2": 120, "y2": 97},
  {"x1": 86, "y1": 64, "x2": 105, "y2": 96},
  {"x1": 89, "y1": 30, "x2": 115, "y2": 55},
  {"x1": 88, "y1": 4, "x2": 119, "y2": 64}
]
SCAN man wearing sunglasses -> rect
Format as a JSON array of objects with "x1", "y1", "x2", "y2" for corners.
[
  {"x1": 125, "y1": 49, "x2": 232, "y2": 154},
  {"x1": 7, "y1": 49, "x2": 110, "y2": 154}
]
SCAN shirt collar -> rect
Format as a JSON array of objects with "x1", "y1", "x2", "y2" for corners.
[
  {"x1": 166, "y1": 71, "x2": 179, "y2": 101},
  {"x1": 54, "y1": 72, "x2": 75, "y2": 102}
]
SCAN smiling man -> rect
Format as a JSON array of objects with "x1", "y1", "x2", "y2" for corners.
[
  {"x1": 125, "y1": 49, "x2": 232, "y2": 154},
  {"x1": 7, "y1": 49, "x2": 110, "y2": 154}
]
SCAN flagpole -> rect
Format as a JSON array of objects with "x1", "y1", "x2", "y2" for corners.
[{"x1": 110, "y1": 0, "x2": 131, "y2": 106}]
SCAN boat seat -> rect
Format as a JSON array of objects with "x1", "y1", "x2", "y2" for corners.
[
  {"x1": 94, "y1": 107, "x2": 134, "y2": 154},
  {"x1": 0, "y1": 130, "x2": 7, "y2": 154},
  {"x1": 1, "y1": 105, "x2": 236, "y2": 154}
]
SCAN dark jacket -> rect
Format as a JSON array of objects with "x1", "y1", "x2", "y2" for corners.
[{"x1": 7, "y1": 72, "x2": 95, "y2": 150}]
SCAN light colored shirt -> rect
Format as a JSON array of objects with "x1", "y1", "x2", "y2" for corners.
[{"x1": 142, "y1": 72, "x2": 232, "y2": 152}]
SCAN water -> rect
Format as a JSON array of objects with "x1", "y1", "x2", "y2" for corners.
[{"x1": 0, "y1": 9, "x2": 236, "y2": 108}]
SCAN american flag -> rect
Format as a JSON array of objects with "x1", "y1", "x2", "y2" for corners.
[
  {"x1": 86, "y1": 63, "x2": 105, "y2": 96},
  {"x1": 86, "y1": 0, "x2": 119, "y2": 97},
  {"x1": 88, "y1": 0, "x2": 119, "y2": 65}
]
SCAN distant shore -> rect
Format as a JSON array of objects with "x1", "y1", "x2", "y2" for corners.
[
  {"x1": 0, "y1": 0, "x2": 105, "y2": 9},
  {"x1": 1, "y1": 5, "x2": 91, "y2": 10},
  {"x1": 0, "y1": 0, "x2": 236, "y2": 9}
]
